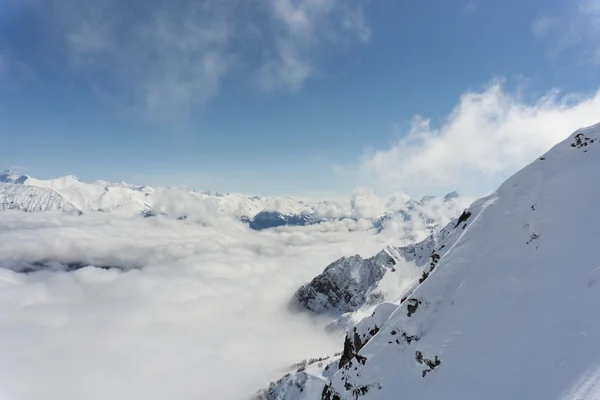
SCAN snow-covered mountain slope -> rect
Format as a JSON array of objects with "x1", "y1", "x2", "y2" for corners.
[
  {"x1": 259, "y1": 123, "x2": 600, "y2": 400},
  {"x1": 317, "y1": 123, "x2": 600, "y2": 399},
  {"x1": 22, "y1": 173, "x2": 153, "y2": 213},
  {"x1": 0, "y1": 170, "x2": 153, "y2": 213},
  {"x1": 253, "y1": 356, "x2": 341, "y2": 400},
  {"x1": 0, "y1": 170, "x2": 468, "y2": 231},
  {"x1": 291, "y1": 208, "x2": 472, "y2": 316},
  {"x1": 0, "y1": 183, "x2": 82, "y2": 213}
]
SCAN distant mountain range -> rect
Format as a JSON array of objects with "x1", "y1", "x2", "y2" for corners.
[{"x1": 0, "y1": 169, "x2": 468, "y2": 233}]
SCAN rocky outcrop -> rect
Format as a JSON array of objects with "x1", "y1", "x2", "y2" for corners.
[
  {"x1": 291, "y1": 249, "x2": 398, "y2": 315},
  {"x1": 243, "y1": 211, "x2": 320, "y2": 230},
  {"x1": 3, "y1": 260, "x2": 125, "y2": 273},
  {"x1": 291, "y1": 209, "x2": 468, "y2": 316},
  {"x1": 252, "y1": 356, "x2": 341, "y2": 400},
  {"x1": 321, "y1": 196, "x2": 485, "y2": 400}
]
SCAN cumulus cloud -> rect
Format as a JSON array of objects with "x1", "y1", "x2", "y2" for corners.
[
  {"x1": 14, "y1": 0, "x2": 370, "y2": 113},
  {"x1": 0, "y1": 208, "x2": 425, "y2": 400},
  {"x1": 360, "y1": 81, "x2": 600, "y2": 197},
  {"x1": 377, "y1": 195, "x2": 473, "y2": 242},
  {"x1": 350, "y1": 188, "x2": 386, "y2": 219}
]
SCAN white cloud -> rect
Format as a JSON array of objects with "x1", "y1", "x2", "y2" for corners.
[
  {"x1": 258, "y1": 39, "x2": 312, "y2": 92},
  {"x1": 360, "y1": 82, "x2": 600, "y2": 197},
  {"x1": 0, "y1": 179, "x2": 472, "y2": 399},
  {"x1": 350, "y1": 188, "x2": 386, "y2": 219},
  {"x1": 0, "y1": 211, "x2": 392, "y2": 400}
]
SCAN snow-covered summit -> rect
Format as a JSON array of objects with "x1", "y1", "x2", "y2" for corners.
[
  {"x1": 0, "y1": 169, "x2": 28, "y2": 184},
  {"x1": 0, "y1": 169, "x2": 468, "y2": 231},
  {"x1": 262, "y1": 122, "x2": 600, "y2": 400}
]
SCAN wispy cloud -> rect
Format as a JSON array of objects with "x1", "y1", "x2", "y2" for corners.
[
  {"x1": 0, "y1": 52, "x2": 35, "y2": 85},
  {"x1": 259, "y1": 0, "x2": 370, "y2": 91},
  {"x1": 359, "y1": 81, "x2": 600, "y2": 197},
  {"x1": 464, "y1": 1, "x2": 478, "y2": 14},
  {"x1": 18, "y1": 0, "x2": 370, "y2": 114},
  {"x1": 533, "y1": 0, "x2": 600, "y2": 64},
  {"x1": 531, "y1": 16, "x2": 556, "y2": 38}
]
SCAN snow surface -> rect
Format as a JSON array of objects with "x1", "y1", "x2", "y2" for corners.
[
  {"x1": 317, "y1": 123, "x2": 600, "y2": 399},
  {"x1": 0, "y1": 183, "x2": 81, "y2": 213}
]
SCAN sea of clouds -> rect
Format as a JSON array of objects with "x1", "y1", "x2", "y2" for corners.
[{"x1": 0, "y1": 190, "x2": 466, "y2": 400}]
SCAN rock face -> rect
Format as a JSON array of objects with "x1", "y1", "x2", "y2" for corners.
[
  {"x1": 291, "y1": 249, "x2": 398, "y2": 315},
  {"x1": 0, "y1": 260, "x2": 125, "y2": 273},
  {"x1": 291, "y1": 211, "x2": 465, "y2": 316},
  {"x1": 244, "y1": 211, "x2": 320, "y2": 230}
]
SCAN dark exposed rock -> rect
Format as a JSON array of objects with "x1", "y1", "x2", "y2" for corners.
[
  {"x1": 10, "y1": 261, "x2": 124, "y2": 273},
  {"x1": 292, "y1": 207, "x2": 472, "y2": 316},
  {"x1": 243, "y1": 211, "x2": 319, "y2": 230},
  {"x1": 455, "y1": 210, "x2": 472, "y2": 228},
  {"x1": 291, "y1": 250, "x2": 398, "y2": 315},
  {"x1": 416, "y1": 351, "x2": 441, "y2": 377},
  {"x1": 406, "y1": 298, "x2": 421, "y2": 317}
]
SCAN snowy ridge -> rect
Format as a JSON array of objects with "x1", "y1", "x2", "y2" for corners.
[
  {"x1": 257, "y1": 122, "x2": 600, "y2": 400},
  {"x1": 253, "y1": 356, "x2": 341, "y2": 400},
  {"x1": 0, "y1": 170, "x2": 468, "y2": 231},
  {"x1": 291, "y1": 207, "x2": 473, "y2": 317},
  {"x1": 0, "y1": 183, "x2": 82, "y2": 213},
  {"x1": 320, "y1": 124, "x2": 600, "y2": 399},
  {"x1": 0, "y1": 170, "x2": 153, "y2": 213}
]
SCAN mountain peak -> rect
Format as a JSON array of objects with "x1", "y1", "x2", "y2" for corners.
[
  {"x1": 443, "y1": 191, "x2": 460, "y2": 202},
  {"x1": 0, "y1": 169, "x2": 29, "y2": 184}
]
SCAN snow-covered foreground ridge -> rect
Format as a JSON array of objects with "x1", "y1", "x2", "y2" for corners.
[
  {"x1": 0, "y1": 169, "x2": 467, "y2": 232},
  {"x1": 259, "y1": 123, "x2": 600, "y2": 400}
]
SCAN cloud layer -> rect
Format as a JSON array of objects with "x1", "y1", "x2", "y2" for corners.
[
  {"x1": 0, "y1": 208, "x2": 426, "y2": 400},
  {"x1": 360, "y1": 82, "x2": 600, "y2": 196}
]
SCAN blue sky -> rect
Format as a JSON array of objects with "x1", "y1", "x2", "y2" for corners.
[{"x1": 1, "y1": 0, "x2": 599, "y2": 197}]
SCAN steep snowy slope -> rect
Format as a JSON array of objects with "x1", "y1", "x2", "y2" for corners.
[
  {"x1": 0, "y1": 183, "x2": 82, "y2": 213},
  {"x1": 291, "y1": 212, "x2": 469, "y2": 317},
  {"x1": 318, "y1": 124, "x2": 600, "y2": 399},
  {"x1": 23, "y1": 174, "x2": 153, "y2": 213},
  {"x1": 255, "y1": 123, "x2": 600, "y2": 400},
  {"x1": 0, "y1": 170, "x2": 153, "y2": 213}
]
